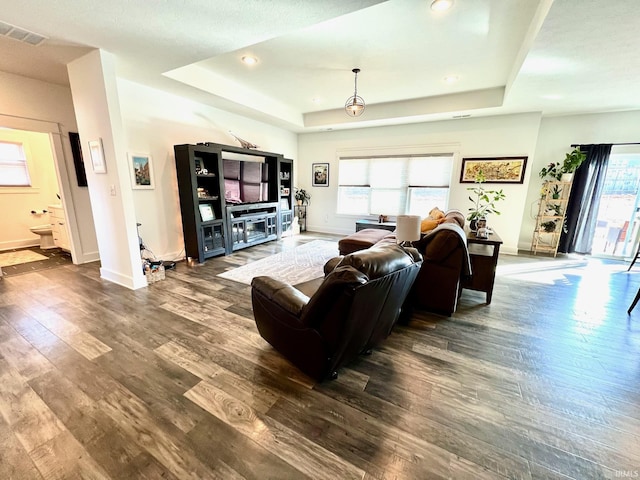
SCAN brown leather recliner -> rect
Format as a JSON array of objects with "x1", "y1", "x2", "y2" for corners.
[
  {"x1": 251, "y1": 244, "x2": 422, "y2": 381},
  {"x1": 408, "y1": 222, "x2": 471, "y2": 316}
]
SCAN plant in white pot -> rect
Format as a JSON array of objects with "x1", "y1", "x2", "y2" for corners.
[
  {"x1": 467, "y1": 170, "x2": 506, "y2": 231},
  {"x1": 294, "y1": 188, "x2": 311, "y2": 205},
  {"x1": 539, "y1": 147, "x2": 587, "y2": 182}
]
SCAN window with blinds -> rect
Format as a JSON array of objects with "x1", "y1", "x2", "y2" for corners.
[
  {"x1": 0, "y1": 141, "x2": 31, "y2": 187},
  {"x1": 337, "y1": 154, "x2": 453, "y2": 216}
]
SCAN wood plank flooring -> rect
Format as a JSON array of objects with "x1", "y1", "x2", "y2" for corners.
[{"x1": 1, "y1": 233, "x2": 640, "y2": 479}]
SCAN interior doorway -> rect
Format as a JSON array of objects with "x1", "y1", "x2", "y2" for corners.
[{"x1": 590, "y1": 146, "x2": 640, "y2": 259}]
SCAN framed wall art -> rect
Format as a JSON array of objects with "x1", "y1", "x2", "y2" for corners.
[
  {"x1": 88, "y1": 139, "x2": 106, "y2": 174},
  {"x1": 128, "y1": 153, "x2": 154, "y2": 189},
  {"x1": 69, "y1": 132, "x2": 88, "y2": 186},
  {"x1": 312, "y1": 162, "x2": 329, "y2": 187},
  {"x1": 460, "y1": 156, "x2": 528, "y2": 184}
]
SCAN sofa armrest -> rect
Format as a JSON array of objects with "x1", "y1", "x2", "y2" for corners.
[
  {"x1": 251, "y1": 276, "x2": 309, "y2": 317},
  {"x1": 324, "y1": 256, "x2": 343, "y2": 275}
]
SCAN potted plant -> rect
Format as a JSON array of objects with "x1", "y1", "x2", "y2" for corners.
[
  {"x1": 539, "y1": 147, "x2": 587, "y2": 182},
  {"x1": 467, "y1": 170, "x2": 506, "y2": 230},
  {"x1": 541, "y1": 220, "x2": 557, "y2": 232},
  {"x1": 294, "y1": 188, "x2": 311, "y2": 205}
]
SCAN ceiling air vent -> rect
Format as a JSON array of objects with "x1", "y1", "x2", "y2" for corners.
[{"x1": 0, "y1": 20, "x2": 47, "y2": 46}]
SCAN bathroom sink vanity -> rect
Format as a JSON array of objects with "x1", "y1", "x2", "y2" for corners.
[{"x1": 49, "y1": 204, "x2": 70, "y2": 251}]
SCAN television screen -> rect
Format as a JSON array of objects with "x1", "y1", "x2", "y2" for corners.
[{"x1": 223, "y1": 159, "x2": 269, "y2": 204}]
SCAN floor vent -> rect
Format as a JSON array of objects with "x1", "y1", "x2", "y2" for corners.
[{"x1": 0, "y1": 20, "x2": 47, "y2": 46}]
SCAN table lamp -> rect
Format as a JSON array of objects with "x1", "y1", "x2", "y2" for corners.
[{"x1": 396, "y1": 215, "x2": 421, "y2": 247}]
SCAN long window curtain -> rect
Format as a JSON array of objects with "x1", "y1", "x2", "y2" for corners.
[{"x1": 559, "y1": 144, "x2": 612, "y2": 253}]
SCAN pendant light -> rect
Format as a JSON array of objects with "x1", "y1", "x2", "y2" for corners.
[{"x1": 345, "y1": 68, "x2": 365, "y2": 117}]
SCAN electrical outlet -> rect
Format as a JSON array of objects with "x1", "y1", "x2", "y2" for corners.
[{"x1": 110, "y1": 184, "x2": 116, "y2": 196}]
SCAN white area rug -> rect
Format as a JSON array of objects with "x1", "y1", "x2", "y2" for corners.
[
  {"x1": 0, "y1": 250, "x2": 48, "y2": 267},
  {"x1": 217, "y1": 239, "x2": 339, "y2": 285}
]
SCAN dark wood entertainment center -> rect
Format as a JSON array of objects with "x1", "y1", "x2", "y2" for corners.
[{"x1": 174, "y1": 142, "x2": 294, "y2": 263}]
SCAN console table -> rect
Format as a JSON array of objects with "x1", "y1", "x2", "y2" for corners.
[
  {"x1": 356, "y1": 219, "x2": 397, "y2": 232},
  {"x1": 463, "y1": 229, "x2": 502, "y2": 304}
]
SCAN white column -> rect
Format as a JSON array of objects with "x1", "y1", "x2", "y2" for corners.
[{"x1": 67, "y1": 49, "x2": 146, "y2": 289}]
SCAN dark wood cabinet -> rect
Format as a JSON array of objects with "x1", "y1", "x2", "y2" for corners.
[
  {"x1": 279, "y1": 158, "x2": 294, "y2": 236},
  {"x1": 463, "y1": 229, "x2": 503, "y2": 304},
  {"x1": 226, "y1": 202, "x2": 279, "y2": 252},
  {"x1": 174, "y1": 142, "x2": 294, "y2": 263},
  {"x1": 174, "y1": 143, "x2": 227, "y2": 263}
]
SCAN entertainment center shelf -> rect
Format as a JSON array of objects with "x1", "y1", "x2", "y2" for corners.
[{"x1": 174, "y1": 142, "x2": 294, "y2": 263}]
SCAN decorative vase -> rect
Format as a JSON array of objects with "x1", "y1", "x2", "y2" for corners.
[
  {"x1": 470, "y1": 218, "x2": 478, "y2": 231},
  {"x1": 561, "y1": 173, "x2": 573, "y2": 182}
]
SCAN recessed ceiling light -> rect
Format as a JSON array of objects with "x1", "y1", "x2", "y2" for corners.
[
  {"x1": 444, "y1": 75, "x2": 459, "y2": 83},
  {"x1": 431, "y1": 0, "x2": 453, "y2": 11},
  {"x1": 241, "y1": 55, "x2": 258, "y2": 65}
]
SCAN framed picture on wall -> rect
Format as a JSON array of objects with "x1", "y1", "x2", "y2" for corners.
[
  {"x1": 88, "y1": 139, "x2": 106, "y2": 174},
  {"x1": 128, "y1": 153, "x2": 155, "y2": 189},
  {"x1": 460, "y1": 156, "x2": 528, "y2": 184},
  {"x1": 69, "y1": 132, "x2": 88, "y2": 186},
  {"x1": 312, "y1": 162, "x2": 329, "y2": 187}
]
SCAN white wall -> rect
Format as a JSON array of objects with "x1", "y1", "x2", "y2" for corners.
[
  {"x1": 298, "y1": 113, "x2": 543, "y2": 254},
  {"x1": 519, "y1": 110, "x2": 640, "y2": 251},
  {"x1": 0, "y1": 70, "x2": 98, "y2": 262},
  {"x1": 0, "y1": 129, "x2": 59, "y2": 249},
  {"x1": 116, "y1": 78, "x2": 298, "y2": 262}
]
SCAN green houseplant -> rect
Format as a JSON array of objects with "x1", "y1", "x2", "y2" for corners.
[
  {"x1": 467, "y1": 170, "x2": 506, "y2": 229},
  {"x1": 541, "y1": 220, "x2": 557, "y2": 232},
  {"x1": 539, "y1": 147, "x2": 587, "y2": 181},
  {"x1": 294, "y1": 188, "x2": 311, "y2": 205}
]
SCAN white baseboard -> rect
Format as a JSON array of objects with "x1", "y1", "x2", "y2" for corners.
[
  {"x1": 99, "y1": 266, "x2": 148, "y2": 290},
  {"x1": 0, "y1": 239, "x2": 40, "y2": 251}
]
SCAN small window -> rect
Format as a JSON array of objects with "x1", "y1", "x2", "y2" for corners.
[{"x1": 0, "y1": 141, "x2": 30, "y2": 187}]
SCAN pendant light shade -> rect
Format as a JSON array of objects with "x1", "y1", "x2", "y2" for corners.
[{"x1": 345, "y1": 68, "x2": 365, "y2": 117}]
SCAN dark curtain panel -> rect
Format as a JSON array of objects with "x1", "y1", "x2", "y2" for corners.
[{"x1": 559, "y1": 144, "x2": 612, "y2": 253}]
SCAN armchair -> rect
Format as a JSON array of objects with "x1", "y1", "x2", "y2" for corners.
[{"x1": 251, "y1": 244, "x2": 422, "y2": 381}]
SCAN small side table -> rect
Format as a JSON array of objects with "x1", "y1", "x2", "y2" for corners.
[
  {"x1": 356, "y1": 219, "x2": 397, "y2": 232},
  {"x1": 463, "y1": 229, "x2": 503, "y2": 304},
  {"x1": 294, "y1": 204, "x2": 307, "y2": 232}
]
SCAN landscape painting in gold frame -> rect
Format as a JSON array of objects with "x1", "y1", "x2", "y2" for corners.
[{"x1": 460, "y1": 156, "x2": 528, "y2": 184}]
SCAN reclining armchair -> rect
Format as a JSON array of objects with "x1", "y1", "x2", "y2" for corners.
[{"x1": 251, "y1": 244, "x2": 422, "y2": 381}]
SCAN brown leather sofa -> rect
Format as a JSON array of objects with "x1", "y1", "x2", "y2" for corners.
[
  {"x1": 338, "y1": 210, "x2": 471, "y2": 316},
  {"x1": 251, "y1": 243, "x2": 422, "y2": 381}
]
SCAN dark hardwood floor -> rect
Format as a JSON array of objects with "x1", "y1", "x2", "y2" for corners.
[{"x1": 1, "y1": 233, "x2": 640, "y2": 479}]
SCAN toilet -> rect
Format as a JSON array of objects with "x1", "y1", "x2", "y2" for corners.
[{"x1": 29, "y1": 224, "x2": 56, "y2": 249}]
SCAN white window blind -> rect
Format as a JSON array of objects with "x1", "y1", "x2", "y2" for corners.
[
  {"x1": 337, "y1": 154, "x2": 452, "y2": 216},
  {"x1": 0, "y1": 141, "x2": 30, "y2": 186}
]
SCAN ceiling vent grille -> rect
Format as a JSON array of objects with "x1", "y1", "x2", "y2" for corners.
[{"x1": 0, "y1": 21, "x2": 47, "y2": 46}]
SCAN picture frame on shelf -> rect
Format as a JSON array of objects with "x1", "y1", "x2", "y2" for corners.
[
  {"x1": 312, "y1": 162, "x2": 329, "y2": 187},
  {"x1": 460, "y1": 156, "x2": 528, "y2": 184},
  {"x1": 128, "y1": 153, "x2": 154, "y2": 189},
  {"x1": 198, "y1": 204, "x2": 215, "y2": 222},
  {"x1": 280, "y1": 198, "x2": 290, "y2": 211},
  {"x1": 88, "y1": 138, "x2": 106, "y2": 174}
]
